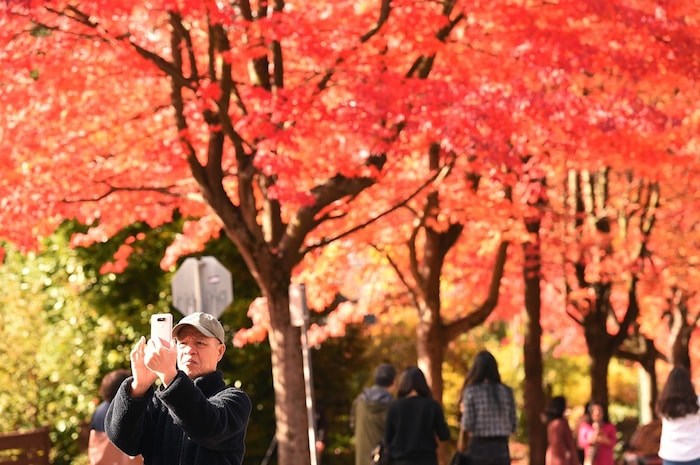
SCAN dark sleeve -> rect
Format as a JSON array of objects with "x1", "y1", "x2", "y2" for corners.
[
  {"x1": 384, "y1": 402, "x2": 396, "y2": 446},
  {"x1": 157, "y1": 371, "x2": 252, "y2": 449},
  {"x1": 434, "y1": 401, "x2": 451, "y2": 441},
  {"x1": 105, "y1": 377, "x2": 155, "y2": 457}
]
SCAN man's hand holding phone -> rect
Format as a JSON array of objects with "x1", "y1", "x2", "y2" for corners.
[
  {"x1": 129, "y1": 314, "x2": 178, "y2": 396},
  {"x1": 145, "y1": 313, "x2": 177, "y2": 387},
  {"x1": 130, "y1": 337, "x2": 159, "y2": 397},
  {"x1": 145, "y1": 336, "x2": 178, "y2": 387}
]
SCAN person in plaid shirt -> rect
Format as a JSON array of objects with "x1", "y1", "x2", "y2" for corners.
[{"x1": 459, "y1": 350, "x2": 517, "y2": 465}]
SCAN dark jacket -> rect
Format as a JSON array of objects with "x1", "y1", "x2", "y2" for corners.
[
  {"x1": 106, "y1": 370, "x2": 251, "y2": 465},
  {"x1": 90, "y1": 401, "x2": 110, "y2": 432},
  {"x1": 384, "y1": 396, "x2": 450, "y2": 465},
  {"x1": 351, "y1": 386, "x2": 394, "y2": 465}
]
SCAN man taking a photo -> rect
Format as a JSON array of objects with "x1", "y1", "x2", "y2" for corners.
[{"x1": 106, "y1": 312, "x2": 251, "y2": 465}]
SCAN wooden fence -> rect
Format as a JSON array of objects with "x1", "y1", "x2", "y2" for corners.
[{"x1": 0, "y1": 427, "x2": 51, "y2": 465}]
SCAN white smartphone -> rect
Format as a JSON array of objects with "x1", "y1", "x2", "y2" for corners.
[{"x1": 150, "y1": 313, "x2": 173, "y2": 343}]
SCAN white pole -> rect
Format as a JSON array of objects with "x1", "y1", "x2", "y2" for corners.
[
  {"x1": 301, "y1": 320, "x2": 318, "y2": 465},
  {"x1": 290, "y1": 284, "x2": 318, "y2": 465},
  {"x1": 194, "y1": 258, "x2": 203, "y2": 313}
]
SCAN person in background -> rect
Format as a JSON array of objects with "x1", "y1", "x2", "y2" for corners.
[
  {"x1": 384, "y1": 366, "x2": 450, "y2": 465},
  {"x1": 575, "y1": 402, "x2": 592, "y2": 465},
  {"x1": 89, "y1": 369, "x2": 143, "y2": 465},
  {"x1": 351, "y1": 363, "x2": 397, "y2": 465},
  {"x1": 656, "y1": 366, "x2": 700, "y2": 465},
  {"x1": 578, "y1": 403, "x2": 616, "y2": 465},
  {"x1": 545, "y1": 396, "x2": 579, "y2": 465},
  {"x1": 315, "y1": 400, "x2": 328, "y2": 465},
  {"x1": 622, "y1": 418, "x2": 661, "y2": 465},
  {"x1": 460, "y1": 350, "x2": 517, "y2": 465},
  {"x1": 106, "y1": 312, "x2": 252, "y2": 465}
]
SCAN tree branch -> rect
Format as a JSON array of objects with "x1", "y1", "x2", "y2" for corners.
[
  {"x1": 371, "y1": 244, "x2": 421, "y2": 310},
  {"x1": 299, "y1": 162, "x2": 451, "y2": 257},
  {"x1": 445, "y1": 239, "x2": 510, "y2": 340}
]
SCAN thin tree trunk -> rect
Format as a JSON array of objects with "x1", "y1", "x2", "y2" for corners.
[
  {"x1": 616, "y1": 334, "x2": 663, "y2": 421},
  {"x1": 416, "y1": 314, "x2": 449, "y2": 465},
  {"x1": 266, "y1": 284, "x2": 314, "y2": 465},
  {"x1": 588, "y1": 337, "x2": 612, "y2": 407},
  {"x1": 416, "y1": 309, "x2": 447, "y2": 403},
  {"x1": 523, "y1": 238, "x2": 546, "y2": 465},
  {"x1": 667, "y1": 289, "x2": 696, "y2": 373},
  {"x1": 566, "y1": 169, "x2": 649, "y2": 410},
  {"x1": 522, "y1": 164, "x2": 546, "y2": 465},
  {"x1": 640, "y1": 347, "x2": 659, "y2": 419}
]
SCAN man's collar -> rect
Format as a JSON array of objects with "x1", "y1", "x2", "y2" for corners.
[{"x1": 193, "y1": 370, "x2": 226, "y2": 395}]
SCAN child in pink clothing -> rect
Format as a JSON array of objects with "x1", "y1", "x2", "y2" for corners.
[{"x1": 577, "y1": 403, "x2": 617, "y2": 465}]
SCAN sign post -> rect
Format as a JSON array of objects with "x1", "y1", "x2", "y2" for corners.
[
  {"x1": 289, "y1": 283, "x2": 318, "y2": 465},
  {"x1": 171, "y1": 256, "x2": 233, "y2": 317}
]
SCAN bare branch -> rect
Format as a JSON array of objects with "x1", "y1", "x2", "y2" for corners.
[
  {"x1": 445, "y1": 240, "x2": 510, "y2": 340},
  {"x1": 300, "y1": 163, "x2": 452, "y2": 256},
  {"x1": 371, "y1": 244, "x2": 421, "y2": 310}
]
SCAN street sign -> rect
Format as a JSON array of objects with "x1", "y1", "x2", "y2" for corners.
[
  {"x1": 171, "y1": 256, "x2": 233, "y2": 317},
  {"x1": 289, "y1": 283, "x2": 309, "y2": 327}
]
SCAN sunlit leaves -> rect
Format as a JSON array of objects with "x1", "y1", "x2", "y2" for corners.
[{"x1": 0, "y1": 0, "x2": 697, "y2": 374}]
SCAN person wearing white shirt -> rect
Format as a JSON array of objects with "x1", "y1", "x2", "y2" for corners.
[{"x1": 657, "y1": 366, "x2": 700, "y2": 465}]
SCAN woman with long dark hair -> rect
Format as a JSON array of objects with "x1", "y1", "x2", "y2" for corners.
[
  {"x1": 656, "y1": 366, "x2": 700, "y2": 465},
  {"x1": 384, "y1": 366, "x2": 450, "y2": 465},
  {"x1": 459, "y1": 350, "x2": 516, "y2": 465}
]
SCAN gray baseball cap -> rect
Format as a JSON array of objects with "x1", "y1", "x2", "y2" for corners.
[{"x1": 172, "y1": 312, "x2": 225, "y2": 344}]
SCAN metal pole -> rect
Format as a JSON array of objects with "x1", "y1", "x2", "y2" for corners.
[
  {"x1": 260, "y1": 436, "x2": 277, "y2": 465},
  {"x1": 301, "y1": 319, "x2": 318, "y2": 465},
  {"x1": 290, "y1": 283, "x2": 318, "y2": 465}
]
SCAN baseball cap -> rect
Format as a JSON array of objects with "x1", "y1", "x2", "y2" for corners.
[{"x1": 172, "y1": 312, "x2": 226, "y2": 344}]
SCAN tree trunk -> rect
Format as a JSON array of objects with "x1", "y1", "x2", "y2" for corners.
[
  {"x1": 266, "y1": 280, "x2": 313, "y2": 465},
  {"x1": 670, "y1": 328, "x2": 693, "y2": 372},
  {"x1": 382, "y1": 145, "x2": 509, "y2": 465},
  {"x1": 413, "y1": 143, "x2": 460, "y2": 405},
  {"x1": 668, "y1": 289, "x2": 695, "y2": 373},
  {"x1": 616, "y1": 334, "x2": 662, "y2": 421},
  {"x1": 587, "y1": 335, "x2": 612, "y2": 407},
  {"x1": 670, "y1": 324, "x2": 693, "y2": 372},
  {"x1": 640, "y1": 349, "x2": 659, "y2": 420},
  {"x1": 582, "y1": 284, "x2": 616, "y2": 407},
  {"x1": 227, "y1": 239, "x2": 312, "y2": 465},
  {"x1": 416, "y1": 312, "x2": 450, "y2": 465},
  {"x1": 520, "y1": 161, "x2": 547, "y2": 465},
  {"x1": 523, "y1": 238, "x2": 546, "y2": 465},
  {"x1": 416, "y1": 311, "x2": 447, "y2": 403},
  {"x1": 567, "y1": 169, "x2": 647, "y2": 411}
]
